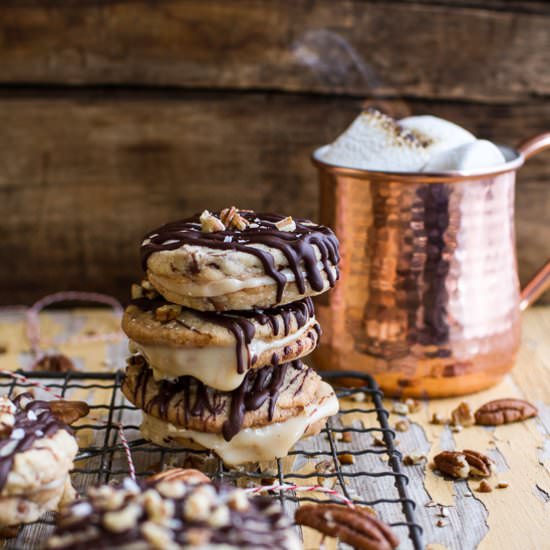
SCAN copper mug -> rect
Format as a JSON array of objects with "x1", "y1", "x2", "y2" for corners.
[{"x1": 312, "y1": 133, "x2": 550, "y2": 397}]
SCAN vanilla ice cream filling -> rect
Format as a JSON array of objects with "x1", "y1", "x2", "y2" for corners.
[
  {"x1": 130, "y1": 318, "x2": 317, "y2": 391},
  {"x1": 140, "y1": 381, "x2": 339, "y2": 466},
  {"x1": 152, "y1": 262, "x2": 337, "y2": 298}
]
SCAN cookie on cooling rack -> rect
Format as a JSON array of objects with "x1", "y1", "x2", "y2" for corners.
[
  {"x1": 140, "y1": 208, "x2": 340, "y2": 311},
  {"x1": 0, "y1": 393, "x2": 88, "y2": 530},
  {"x1": 123, "y1": 283, "x2": 320, "y2": 391},
  {"x1": 46, "y1": 468, "x2": 300, "y2": 549},
  {"x1": 121, "y1": 355, "x2": 339, "y2": 466}
]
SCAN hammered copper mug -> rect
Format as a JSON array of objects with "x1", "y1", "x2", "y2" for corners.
[{"x1": 312, "y1": 133, "x2": 550, "y2": 397}]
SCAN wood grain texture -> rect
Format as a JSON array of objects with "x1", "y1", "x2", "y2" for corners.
[
  {"x1": 0, "y1": 92, "x2": 549, "y2": 305},
  {"x1": 0, "y1": 1, "x2": 549, "y2": 101}
]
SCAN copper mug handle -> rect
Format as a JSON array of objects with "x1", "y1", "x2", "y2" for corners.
[{"x1": 517, "y1": 132, "x2": 550, "y2": 311}]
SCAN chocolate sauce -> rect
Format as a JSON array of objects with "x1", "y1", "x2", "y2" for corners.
[
  {"x1": 0, "y1": 393, "x2": 70, "y2": 490},
  {"x1": 125, "y1": 356, "x2": 309, "y2": 442},
  {"x1": 48, "y1": 479, "x2": 293, "y2": 549},
  {"x1": 132, "y1": 295, "x2": 317, "y2": 374},
  {"x1": 140, "y1": 212, "x2": 340, "y2": 302}
]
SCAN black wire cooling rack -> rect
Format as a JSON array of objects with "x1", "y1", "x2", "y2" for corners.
[{"x1": 0, "y1": 370, "x2": 423, "y2": 550}]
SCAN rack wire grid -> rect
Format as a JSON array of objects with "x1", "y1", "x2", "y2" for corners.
[{"x1": 0, "y1": 369, "x2": 423, "y2": 550}]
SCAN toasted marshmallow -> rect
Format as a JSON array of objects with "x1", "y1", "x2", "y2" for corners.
[
  {"x1": 423, "y1": 139, "x2": 506, "y2": 172},
  {"x1": 400, "y1": 115, "x2": 476, "y2": 155},
  {"x1": 321, "y1": 109, "x2": 428, "y2": 172}
]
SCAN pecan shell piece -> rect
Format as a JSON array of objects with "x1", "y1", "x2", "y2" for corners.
[
  {"x1": 432, "y1": 451, "x2": 469, "y2": 479},
  {"x1": 463, "y1": 449, "x2": 493, "y2": 477},
  {"x1": 474, "y1": 398, "x2": 538, "y2": 425},
  {"x1": 295, "y1": 503, "x2": 399, "y2": 550}
]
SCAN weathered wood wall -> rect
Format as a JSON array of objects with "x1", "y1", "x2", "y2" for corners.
[{"x1": 0, "y1": 1, "x2": 549, "y2": 304}]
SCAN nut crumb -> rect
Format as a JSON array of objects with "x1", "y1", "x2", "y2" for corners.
[
  {"x1": 394, "y1": 419, "x2": 410, "y2": 432},
  {"x1": 436, "y1": 519, "x2": 447, "y2": 527},
  {"x1": 477, "y1": 480, "x2": 493, "y2": 493},
  {"x1": 275, "y1": 216, "x2": 296, "y2": 232},
  {"x1": 338, "y1": 453, "x2": 355, "y2": 465},
  {"x1": 403, "y1": 453, "x2": 426, "y2": 466},
  {"x1": 154, "y1": 304, "x2": 182, "y2": 323},
  {"x1": 404, "y1": 398, "x2": 421, "y2": 413},
  {"x1": 200, "y1": 210, "x2": 225, "y2": 233},
  {"x1": 431, "y1": 412, "x2": 447, "y2": 425},
  {"x1": 372, "y1": 436, "x2": 386, "y2": 447},
  {"x1": 342, "y1": 431, "x2": 353, "y2": 443},
  {"x1": 392, "y1": 402, "x2": 409, "y2": 416},
  {"x1": 350, "y1": 392, "x2": 366, "y2": 402},
  {"x1": 496, "y1": 481, "x2": 509, "y2": 489},
  {"x1": 451, "y1": 402, "x2": 474, "y2": 427}
]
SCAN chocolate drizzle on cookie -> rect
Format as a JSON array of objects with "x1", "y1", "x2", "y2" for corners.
[
  {"x1": 131, "y1": 294, "x2": 318, "y2": 374},
  {"x1": 48, "y1": 478, "x2": 294, "y2": 549},
  {"x1": 0, "y1": 394, "x2": 70, "y2": 490},
  {"x1": 124, "y1": 355, "x2": 309, "y2": 442},
  {"x1": 140, "y1": 211, "x2": 340, "y2": 302}
]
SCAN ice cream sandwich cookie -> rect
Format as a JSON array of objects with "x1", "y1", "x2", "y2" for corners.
[
  {"x1": 141, "y1": 209, "x2": 340, "y2": 311},
  {"x1": 122, "y1": 355, "x2": 339, "y2": 466},
  {"x1": 123, "y1": 284, "x2": 320, "y2": 391},
  {"x1": 0, "y1": 394, "x2": 86, "y2": 529}
]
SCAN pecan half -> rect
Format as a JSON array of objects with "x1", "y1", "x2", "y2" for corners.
[
  {"x1": 433, "y1": 449, "x2": 493, "y2": 479},
  {"x1": 149, "y1": 468, "x2": 209, "y2": 485},
  {"x1": 48, "y1": 400, "x2": 90, "y2": 425},
  {"x1": 295, "y1": 504, "x2": 399, "y2": 550},
  {"x1": 474, "y1": 398, "x2": 538, "y2": 425},
  {"x1": 34, "y1": 354, "x2": 75, "y2": 373},
  {"x1": 432, "y1": 451, "x2": 470, "y2": 479},
  {"x1": 463, "y1": 449, "x2": 493, "y2": 477}
]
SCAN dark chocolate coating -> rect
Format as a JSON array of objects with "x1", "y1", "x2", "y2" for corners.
[
  {"x1": 125, "y1": 356, "x2": 309, "y2": 441},
  {"x1": 140, "y1": 211, "x2": 340, "y2": 302},
  {"x1": 48, "y1": 478, "x2": 294, "y2": 549},
  {"x1": 132, "y1": 295, "x2": 318, "y2": 374}
]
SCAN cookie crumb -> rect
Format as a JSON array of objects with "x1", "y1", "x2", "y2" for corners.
[{"x1": 477, "y1": 480, "x2": 493, "y2": 493}]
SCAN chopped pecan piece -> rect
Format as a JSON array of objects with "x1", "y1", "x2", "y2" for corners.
[
  {"x1": 48, "y1": 400, "x2": 90, "y2": 425},
  {"x1": 200, "y1": 210, "x2": 225, "y2": 233},
  {"x1": 154, "y1": 304, "x2": 182, "y2": 323},
  {"x1": 432, "y1": 451, "x2": 470, "y2": 479},
  {"x1": 474, "y1": 398, "x2": 538, "y2": 425},
  {"x1": 462, "y1": 449, "x2": 493, "y2": 477},
  {"x1": 220, "y1": 207, "x2": 249, "y2": 231},
  {"x1": 295, "y1": 503, "x2": 399, "y2": 550},
  {"x1": 275, "y1": 216, "x2": 296, "y2": 232},
  {"x1": 477, "y1": 480, "x2": 492, "y2": 493},
  {"x1": 450, "y1": 401, "x2": 474, "y2": 427}
]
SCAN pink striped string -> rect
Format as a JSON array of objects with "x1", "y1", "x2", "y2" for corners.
[
  {"x1": 0, "y1": 368, "x2": 136, "y2": 480},
  {"x1": 245, "y1": 482, "x2": 356, "y2": 509}
]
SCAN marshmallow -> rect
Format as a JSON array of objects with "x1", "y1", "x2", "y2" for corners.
[
  {"x1": 423, "y1": 139, "x2": 506, "y2": 172},
  {"x1": 321, "y1": 109, "x2": 428, "y2": 172},
  {"x1": 400, "y1": 115, "x2": 476, "y2": 155}
]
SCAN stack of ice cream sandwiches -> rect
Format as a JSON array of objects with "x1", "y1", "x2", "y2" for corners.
[{"x1": 121, "y1": 208, "x2": 340, "y2": 466}]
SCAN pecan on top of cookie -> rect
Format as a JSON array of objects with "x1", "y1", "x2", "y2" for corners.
[{"x1": 140, "y1": 209, "x2": 340, "y2": 309}]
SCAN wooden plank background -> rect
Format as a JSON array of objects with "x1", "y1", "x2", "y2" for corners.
[{"x1": 0, "y1": 0, "x2": 549, "y2": 304}]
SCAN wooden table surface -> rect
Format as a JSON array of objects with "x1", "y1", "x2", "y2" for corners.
[{"x1": 0, "y1": 306, "x2": 548, "y2": 550}]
